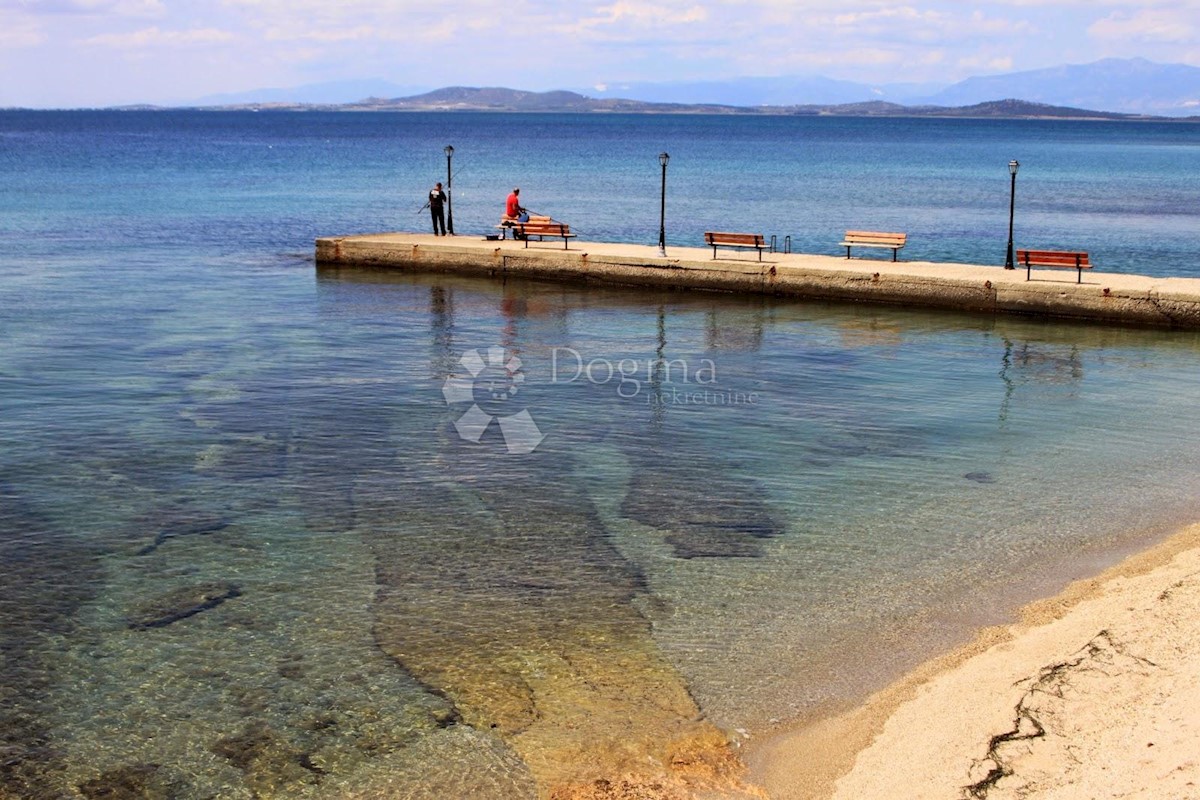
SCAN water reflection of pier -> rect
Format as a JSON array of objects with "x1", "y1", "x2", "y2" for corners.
[
  {"x1": 998, "y1": 338, "x2": 1084, "y2": 424},
  {"x1": 429, "y1": 286, "x2": 455, "y2": 381},
  {"x1": 705, "y1": 306, "x2": 765, "y2": 352}
]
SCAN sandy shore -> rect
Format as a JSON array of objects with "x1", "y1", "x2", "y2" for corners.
[{"x1": 751, "y1": 522, "x2": 1200, "y2": 800}]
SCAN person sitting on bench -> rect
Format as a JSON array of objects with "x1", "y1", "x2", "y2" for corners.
[{"x1": 503, "y1": 187, "x2": 529, "y2": 223}]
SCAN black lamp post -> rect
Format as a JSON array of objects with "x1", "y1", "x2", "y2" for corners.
[
  {"x1": 1004, "y1": 159, "x2": 1019, "y2": 269},
  {"x1": 657, "y1": 152, "x2": 670, "y2": 257},
  {"x1": 444, "y1": 145, "x2": 455, "y2": 236}
]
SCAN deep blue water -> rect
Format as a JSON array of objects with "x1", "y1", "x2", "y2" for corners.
[
  {"x1": 3, "y1": 110, "x2": 1198, "y2": 271},
  {"x1": 2, "y1": 110, "x2": 1200, "y2": 797}
]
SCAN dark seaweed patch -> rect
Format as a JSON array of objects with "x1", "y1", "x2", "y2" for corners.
[
  {"x1": 135, "y1": 514, "x2": 231, "y2": 556},
  {"x1": 621, "y1": 466, "x2": 783, "y2": 560},
  {"x1": 77, "y1": 763, "x2": 183, "y2": 800},
  {"x1": 126, "y1": 582, "x2": 241, "y2": 630},
  {"x1": 211, "y1": 721, "x2": 318, "y2": 794},
  {"x1": 0, "y1": 481, "x2": 104, "y2": 798}
]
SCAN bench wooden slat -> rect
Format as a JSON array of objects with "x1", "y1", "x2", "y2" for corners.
[
  {"x1": 840, "y1": 230, "x2": 907, "y2": 261},
  {"x1": 496, "y1": 215, "x2": 553, "y2": 238},
  {"x1": 515, "y1": 220, "x2": 575, "y2": 250},
  {"x1": 1018, "y1": 250, "x2": 1091, "y2": 266},
  {"x1": 843, "y1": 231, "x2": 907, "y2": 244},
  {"x1": 706, "y1": 232, "x2": 764, "y2": 245},
  {"x1": 704, "y1": 231, "x2": 766, "y2": 261},
  {"x1": 1017, "y1": 248, "x2": 1091, "y2": 283}
]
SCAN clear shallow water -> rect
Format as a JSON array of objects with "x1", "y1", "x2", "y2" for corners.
[{"x1": 3, "y1": 111, "x2": 1200, "y2": 797}]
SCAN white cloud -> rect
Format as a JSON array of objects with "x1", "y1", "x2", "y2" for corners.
[
  {"x1": 7, "y1": 0, "x2": 1200, "y2": 107},
  {"x1": 5, "y1": 0, "x2": 164, "y2": 16},
  {"x1": 1089, "y1": 9, "x2": 1197, "y2": 43},
  {"x1": 588, "y1": 1, "x2": 708, "y2": 25},
  {"x1": 955, "y1": 54, "x2": 1016, "y2": 72},
  {"x1": 263, "y1": 24, "x2": 379, "y2": 43},
  {"x1": 0, "y1": 0, "x2": 162, "y2": 48},
  {"x1": 84, "y1": 25, "x2": 235, "y2": 47},
  {"x1": 0, "y1": 8, "x2": 43, "y2": 45}
]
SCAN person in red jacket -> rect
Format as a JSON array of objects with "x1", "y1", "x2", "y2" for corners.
[{"x1": 504, "y1": 188, "x2": 527, "y2": 222}]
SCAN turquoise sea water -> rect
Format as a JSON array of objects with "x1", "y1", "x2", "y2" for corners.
[{"x1": 2, "y1": 110, "x2": 1200, "y2": 797}]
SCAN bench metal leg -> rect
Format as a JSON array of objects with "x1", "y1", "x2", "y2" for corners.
[
  {"x1": 757, "y1": 248, "x2": 762, "y2": 262},
  {"x1": 892, "y1": 249, "x2": 898, "y2": 262},
  {"x1": 845, "y1": 246, "x2": 851, "y2": 259}
]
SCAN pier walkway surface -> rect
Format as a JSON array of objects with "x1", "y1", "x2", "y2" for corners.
[{"x1": 315, "y1": 232, "x2": 1200, "y2": 329}]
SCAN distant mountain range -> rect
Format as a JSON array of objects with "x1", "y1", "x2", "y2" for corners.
[
  {"x1": 191, "y1": 89, "x2": 1192, "y2": 121},
  {"x1": 920, "y1": 58, "x2": 1200, "y2": 115},
  {"x1": 585, "y1": 58, "x2": 1200, "y2": 116},
  {"x1": 310, "y1": 90, "x2": 1167, "y2": 120},
  {"x1": 190, "y1": 78, "x2": 430, "y2": 106},
  {"x1": 178, "y1": 58, "x2": 1200, "y2": 118},
  {"x1": 582, "y1": 75, "x2": 945, "y2": 107}
]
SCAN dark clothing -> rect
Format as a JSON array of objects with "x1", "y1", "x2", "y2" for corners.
[{"x1": 429, "y1": 188, "x2": 447, "y2": 235}]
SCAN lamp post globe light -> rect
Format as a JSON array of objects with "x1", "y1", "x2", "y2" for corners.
[
  {"x1": 658, "y1": 152, "x2": 670, "y2": 258},
  {"x1": 1004, "y1": 159, "x2": 1019, "y2": 269},
  {"x1": 444, "y1": 145, "x2": 455, "y2": 236}
]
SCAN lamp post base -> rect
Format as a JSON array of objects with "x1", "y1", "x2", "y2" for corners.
[{"x1": 657, "y1": 246, "x2": 667, "y2": 258}]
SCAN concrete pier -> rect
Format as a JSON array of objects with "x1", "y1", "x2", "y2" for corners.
[{"x1": 315, "y1": 232, "x2": 1200, "y2": 328}]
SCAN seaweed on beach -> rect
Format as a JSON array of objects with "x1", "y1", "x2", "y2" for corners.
[{"x1": 964, "y1": 630, "x2": 1158, "y2": 799}]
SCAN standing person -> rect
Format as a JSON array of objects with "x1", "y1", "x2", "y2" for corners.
[
  {"x1": 429, "y1": 182, "x2": 448, "y2": 236},
  {"x1": 505, "y1": 187, "x2": 527, "y2": 222}
]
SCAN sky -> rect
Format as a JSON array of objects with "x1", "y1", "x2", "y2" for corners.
[{"x1": 3, "y1": 0, "x2": 1200, "y2": 108}]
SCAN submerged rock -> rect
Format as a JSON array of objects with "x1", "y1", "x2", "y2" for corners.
[
  {"x1": 135, "y1": 511, "x2": 231, "y2": 556},
  {"x1": 621, "y1": 460, "x2": 783, "y2": 559},
  {"x1": 0, "y1": 481, "x2": 104, "y2": 798},
  {"x1": 77, "y1": 763, "x2": 183, "y2": 800},
  {"x1": 362, "y1": 446, "x2": 761, "y2": 796},
  {"x1": 965, "y1": 471, "x2": 996, "y2": 484},
  {"x1": 194, "y1": 436, "x2": 288, "y2": 480},
  {"x1": 211, "y1": 721, "x2": 317, "y2": 796},
  {"x1": 126, "y1": 581, "x2": 241, "y2": 630}
]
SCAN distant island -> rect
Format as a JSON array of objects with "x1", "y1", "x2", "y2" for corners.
[{"x1": 144, "y1": 87, "x2": 1196, "y2": 121}]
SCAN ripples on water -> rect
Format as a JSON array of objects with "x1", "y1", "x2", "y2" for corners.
[{"x1": 2, "y1": 111, "x2": 1200, "y2": 797}]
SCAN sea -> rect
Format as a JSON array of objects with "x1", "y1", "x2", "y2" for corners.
[{"x1": 2, "y1": 110, "x2": 1200, "y2": 798}]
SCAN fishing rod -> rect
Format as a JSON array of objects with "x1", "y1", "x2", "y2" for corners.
[
  {"x1": 523, "y1": 208, "x2": 575, "y2": 229},
  {"x1": 414, "y1": 165, "x2": 467, "y2": 214}
]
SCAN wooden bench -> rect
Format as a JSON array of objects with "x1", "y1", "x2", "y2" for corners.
[
  {"x1": 496, "y1": 214, "x2": 550, "y2": 239},
  {"x1": 839, "y1": 231, "x2": 907, "y2": 261},
  {"x1": 1017, "y1": 249, "x2": 1092, "y2": 283},
  {"x1": 513, "y1": 219, "x2": 576, "y2": 249},
  {"x1": 704, "y1": 231, "x2": 765, "y2": 261}
]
